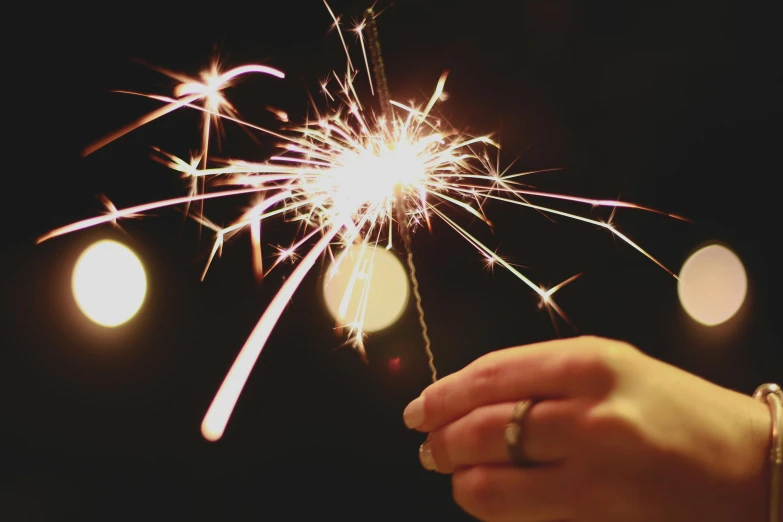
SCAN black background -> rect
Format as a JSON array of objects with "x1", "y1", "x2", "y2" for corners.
[{"x1": 2, "y1": 1, "x2": 781, "y2": 520}]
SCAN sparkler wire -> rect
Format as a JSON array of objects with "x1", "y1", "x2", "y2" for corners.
[
  {"x1": 365, "y1": 7, "x2": 437, "y2": 382},
  {"x1": 364, "y1": 8, "x2": 392, "y2": 117}
]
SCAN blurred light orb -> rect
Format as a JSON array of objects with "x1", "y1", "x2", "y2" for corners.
[
  {"x1": 323, "y1": 245, "x2": 409, "y2": 332},
  {"x1": 388, "y1": 356, "x2": 402, "y2": 375},
  {"x1": 678, "y1": 244, "x2": 747, "y2": 326},
  {"x1": 71, "y1": 240, "x2": 147, "y2": 327}
]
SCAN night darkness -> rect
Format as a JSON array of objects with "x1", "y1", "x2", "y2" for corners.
[{"x1": 2, "y1": 1, "x2": 782, "y2": 520}]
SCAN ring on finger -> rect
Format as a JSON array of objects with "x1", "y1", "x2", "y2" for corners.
[{"x1": 504, "y1": 399, "x2": 538, "y2": 467}]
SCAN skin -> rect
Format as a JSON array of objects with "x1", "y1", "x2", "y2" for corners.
[{"x1": 403, "y1": 335, "x2": 776, "y2": 522}]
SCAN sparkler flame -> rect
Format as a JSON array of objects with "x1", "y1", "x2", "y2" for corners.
[{"x1": 39, "y1": 4, "x2": 682, "y2": 441}]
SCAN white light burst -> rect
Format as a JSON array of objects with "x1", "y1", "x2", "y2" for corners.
[{"x1": 39, "y1": 3, "x2": 683, "y2": 441}]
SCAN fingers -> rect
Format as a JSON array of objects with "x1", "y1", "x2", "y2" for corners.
[
  {"x1": 424, "y1": 399, "x2": 584, "y2": 473},
  {"x1": 404, "y1": 335, "x2": 627, "y2": 432},
  {"x1": 452, "y1": 465, "x2": 571, "y2": 522}
]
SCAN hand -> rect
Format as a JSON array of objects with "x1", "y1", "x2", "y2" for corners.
[{"x1": 403, "y1": 335, "x2": 771, "y2": 522}]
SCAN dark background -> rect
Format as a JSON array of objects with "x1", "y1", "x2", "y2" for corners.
[{"x1": 2, "y1": 1, "x2": 781, "y2": 520}]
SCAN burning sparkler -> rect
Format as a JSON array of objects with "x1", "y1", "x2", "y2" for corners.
[{"x1": 38, "y1": 3, "x2": 684, "y2": 442}]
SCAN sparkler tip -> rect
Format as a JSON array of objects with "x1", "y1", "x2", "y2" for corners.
[
  {"x1": 81, "y1": 144, "x2": 99, "y2": 158},
  {"x1": 200, "y1": 420, "x2": 224, "y2": 442},
  {"x1": 669, "y1": 212, "x2": 691, "y2": 223}
]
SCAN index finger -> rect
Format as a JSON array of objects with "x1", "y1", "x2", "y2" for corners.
[{"x1": 403, "y1": 335, "x2": 625, "y2": 432}]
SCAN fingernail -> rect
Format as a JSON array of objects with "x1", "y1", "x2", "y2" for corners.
[
  {"x1": 419, "y1": 440, "x2": 436, "y2": 471},
  {"x1": 403, "y1": 396, "x2": 425, "y2": 429}
]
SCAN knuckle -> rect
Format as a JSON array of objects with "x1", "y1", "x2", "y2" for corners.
[
  {"x1": 439, "y1": 409, "x2": 495, "y2": 472},
  {"x1": 577, "y1": 335, "x2": 635, "y2": 358},
  {"x1": 453, "y1": 467, "x2": 500, "y2": 516},
  {"x1": 464, "y1": 408, "x2": 495, "y2": 456},
  {"x1": 582, "y1": 349, "x2": 616, "y2": 379},
  {"x1": 458, "y1": 423, "x2": 482, "y2": 461},
  {"x1": 470, "y1": 362, "x2": 501, "y2": 398},
  {"x1": 576, "y1": 334, "x2": 603, "y2": 347},
  {"x1": 562, "y1": 336, "x2": 636, "y2": 393},
  {"x1": 579, "y1": 398, "x2": 640, "y2": 443},
  {"x1": 427, "y1": 428, "x2": 448, "y2": 464},
  {"x1": 423, "y1": 385, "x2": 449, "y2": 424}
]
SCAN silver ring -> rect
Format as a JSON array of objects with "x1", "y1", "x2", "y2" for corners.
[{"x1": 504, "y1": 400, "x2": 536, "y2": 467}]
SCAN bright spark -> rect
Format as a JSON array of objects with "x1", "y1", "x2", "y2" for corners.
[{"x1": 40, "y1": 3, "x2": 682, "y2": 442}]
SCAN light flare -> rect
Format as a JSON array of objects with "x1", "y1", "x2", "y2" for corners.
[{"x1": 41, "y1": 3, "x2": 680, "y2": 440}]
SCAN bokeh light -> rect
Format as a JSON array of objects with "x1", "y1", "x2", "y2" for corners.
[
  {"x1": 323, "y1": 245, "x2": 409, "y2": 332},
  {"x1": 71, "y1": 240, "x2": 147, "y2": 327},
  {"x1": 678, "y1": 243, "x2": 747, "y2": 326},
  {"x1": 388, "y1": 356, "x2": 402, "y2": 375}
]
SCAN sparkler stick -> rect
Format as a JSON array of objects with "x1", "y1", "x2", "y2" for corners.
[
  {"x1": 364, "y1": 7, "x2": 437, "y2": 382},
  {"x1": 364, "y1": 8, "x2": 391, "y2": 115}
]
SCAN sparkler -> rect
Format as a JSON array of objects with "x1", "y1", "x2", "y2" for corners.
[
  {"x1": 39, "y1": 3, "x2": 684, "y2": 441},
  {"x1": 363, "y1": 7, "x2": 436, "y2": 383}
]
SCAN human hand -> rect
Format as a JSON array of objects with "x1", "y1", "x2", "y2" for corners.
[{"x1": 403, "y1": 336, "x2": 771, "y2": 522}]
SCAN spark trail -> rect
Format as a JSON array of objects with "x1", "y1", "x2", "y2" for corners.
[{"x1": 39, "y1": 3, "x2": 683, "y2": 441}]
